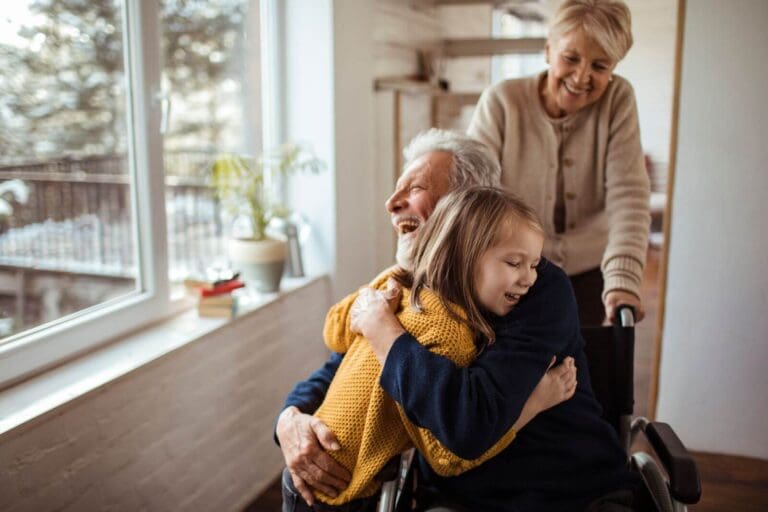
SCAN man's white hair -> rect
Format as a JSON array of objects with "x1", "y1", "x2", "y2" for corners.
[{"x1": 402, "y1": 129, "x2": 501, "y2": 189}]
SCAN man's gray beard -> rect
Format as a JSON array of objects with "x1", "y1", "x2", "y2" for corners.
[{"x1": 395, "y1": 236, "x2": 414, "y2": 270}]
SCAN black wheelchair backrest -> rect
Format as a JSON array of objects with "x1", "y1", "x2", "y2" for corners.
[{"x1": 580, "y1": 307, "x2": 635, "y2": 433}]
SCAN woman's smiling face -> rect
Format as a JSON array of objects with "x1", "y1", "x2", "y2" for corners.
[{"x1": 542, "y1": 27, "x2": 616, "y2": 118}]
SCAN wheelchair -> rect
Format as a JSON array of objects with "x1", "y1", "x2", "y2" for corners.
[{"x1": 376, "y1": 307, "x2": 702, "y2": 512}]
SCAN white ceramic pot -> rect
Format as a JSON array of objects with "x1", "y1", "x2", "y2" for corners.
[{"x1": 228, "y1": 237, "x2": 288, "y2": 293}]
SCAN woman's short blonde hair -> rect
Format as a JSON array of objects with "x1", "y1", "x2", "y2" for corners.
[{"x1": 549, "y1": 0, "x2": 633, "y2": 63}]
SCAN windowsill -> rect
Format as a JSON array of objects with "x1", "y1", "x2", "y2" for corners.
[{"x1": 0, "y1": 275, "x2": 323, "y2": 440}]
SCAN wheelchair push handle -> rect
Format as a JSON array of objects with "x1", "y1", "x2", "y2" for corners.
[{"x1": 614, "y1": 305, "x2": 635, "y2": 328}]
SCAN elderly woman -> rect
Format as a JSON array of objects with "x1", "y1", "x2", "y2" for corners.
[{"x1": 468, "y1": 0, "x2": 650, "y2": 325}]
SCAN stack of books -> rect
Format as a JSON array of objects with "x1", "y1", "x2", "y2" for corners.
[{"x1": 184, "y1": 276, "x2": 245, "y2": 318}]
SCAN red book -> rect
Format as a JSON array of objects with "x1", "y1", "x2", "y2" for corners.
[{"x1": 199, "y1": 279, "x2": 245, "y2": 297}]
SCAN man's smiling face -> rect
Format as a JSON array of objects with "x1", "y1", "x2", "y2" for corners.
[{"x1": 385, "y1": 151, "x2": 453, "y2": 268}]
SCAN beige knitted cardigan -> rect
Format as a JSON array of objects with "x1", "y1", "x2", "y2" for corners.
[{"x1": 468, "y1": 72, "x2": 650, "y2": 300}]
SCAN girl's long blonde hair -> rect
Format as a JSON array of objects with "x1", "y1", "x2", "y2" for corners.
[{"x1": 395, "y1": 186, "x2": 543, "y2": 345}]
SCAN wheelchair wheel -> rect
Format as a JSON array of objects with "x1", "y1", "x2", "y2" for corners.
[{"x1": 632, "y1": 452, "x2": 682, "y2": 512}]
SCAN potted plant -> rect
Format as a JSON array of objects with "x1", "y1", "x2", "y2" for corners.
[{"x1": 210, "y1": 143, "x2": 323, "y2": 292}]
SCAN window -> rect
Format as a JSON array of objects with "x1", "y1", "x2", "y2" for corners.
[
  {"x1": 491, "y1": 7, "x2": 548, "y2": 84},
  {"x1": 0, "y1": 0, "x2": 270, "y2": 387},
  {"x1": 160, "y1": 0, "x2": 265, "y2": 285}
]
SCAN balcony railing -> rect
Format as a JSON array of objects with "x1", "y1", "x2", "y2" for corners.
[
  {"x1": 0, "y1": 152, "x2": 225, "y2": 280},
  {"x1": 0, "y1": 152, "x2": 235, "y2": 338}
]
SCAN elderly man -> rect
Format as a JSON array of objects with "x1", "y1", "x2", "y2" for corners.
[
  {"x1": 276, "y1": 129, "x2": 499, "y2": 500},
  {"x1": 276, "y1": 129, "x2": 635, "y2": 512}
]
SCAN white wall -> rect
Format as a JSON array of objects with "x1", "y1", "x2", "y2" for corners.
[
  {"x1": 282, "y1": 0, "x2": 335, "y2": 280},
  {"x1": 656, "y1": 0, "x2": 768, "y2": 459},
  {"x1": 282, "y1": 0, "x2": 381, "y2": 299},
  {"x1": 330, "y1": 0, "x2": 380, "y2": 297}
]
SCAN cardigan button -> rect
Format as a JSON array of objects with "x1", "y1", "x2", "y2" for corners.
[
  {"x1": 566, "y1": 192, "x2": 577, "y2": 200},
  {"x1": 563, "y1": 157, "x2": 574, "y2": 166},
  {"x1": 568, "y1": 222, "x2": 576, "y2": 230}
]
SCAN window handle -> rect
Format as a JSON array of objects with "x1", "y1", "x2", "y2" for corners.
[{"x1": 155, "y1": 90, "x2": 171, "y2": 135}]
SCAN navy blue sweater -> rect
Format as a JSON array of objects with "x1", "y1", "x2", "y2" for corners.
[{"x1": 282, "y1": 259, "x2": 635, "y2": 511}]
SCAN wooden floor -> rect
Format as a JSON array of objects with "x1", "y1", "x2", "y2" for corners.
[{"x1": 247, "y1": 247, "x2": 768, "y2": 511}]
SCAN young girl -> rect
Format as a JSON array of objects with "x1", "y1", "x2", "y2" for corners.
[{"x1": 283, "y1": 187, "x2": 577, "y2": 511}]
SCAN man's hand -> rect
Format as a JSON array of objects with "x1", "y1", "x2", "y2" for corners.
[
  {"x1": 350, "y1": 280, "x2": 405, "y2": 365},
  {"x1": 275, "y1": 406, "x2": 351, "y2": 505},
  {"x1": 604, "y1": 290, "x2": 645, "y2": 323}
]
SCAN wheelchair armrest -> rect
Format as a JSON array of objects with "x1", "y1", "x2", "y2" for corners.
[{"x1": 644, "y1": 421, "x2": 702, "y2": 504}]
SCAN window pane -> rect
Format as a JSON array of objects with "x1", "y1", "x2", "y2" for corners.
[
  {"x1": 493, "y1": 11, "x2": 547, "y2": 81},
  {"x1": 160, "y1": 0, "x2": 262, "y2": 286},
  {"x1": 0, "y1": 0, "x2": 137, "y2": 342}
]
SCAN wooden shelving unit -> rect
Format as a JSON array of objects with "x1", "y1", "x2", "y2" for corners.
[{"x1": 442, "y1": 37, "x2": 546, "y2": 57}]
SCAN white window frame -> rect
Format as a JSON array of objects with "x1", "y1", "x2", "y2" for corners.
[
  {"x1": 260, "y1": 0, "x2": 282, "y2": 153},
  {"x1": 0, "y1": 0, "x2": 281, "y2": 390},
  {"x1": 0, "y1": 1, "x2": 171, "y2": 388}
]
